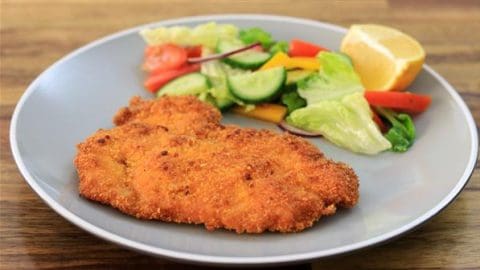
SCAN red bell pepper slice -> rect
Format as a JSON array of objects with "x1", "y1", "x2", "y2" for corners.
[
  {"x1": 371, "y1": 109, "x2": 388, "y2": 132},
  {"x1": 289, "y1": 39, "x2": 328, "y2": 57},
  {"x1": 365, "y1": 91, "x2": 432, "y2": 114}
]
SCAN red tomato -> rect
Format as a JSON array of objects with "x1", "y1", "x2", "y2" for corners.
[
  {"x1": 143, "y1": 44, "x2": 188, "y2": 73},
  {"x1": 144, "y1": 64, "x2": 200, "y2": 93},
  {"x1": 185, "y1": 46, "x2": 202, "y2": 58}
]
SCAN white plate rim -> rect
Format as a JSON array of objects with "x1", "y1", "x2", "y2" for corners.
[{"x1": 9, "y1": 14, "x2": 479, "y2": 265}]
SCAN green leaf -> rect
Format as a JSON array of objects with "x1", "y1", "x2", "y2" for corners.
[
  {"x1": 286, "y1": 51, "x2": 392, "y2": 154},
  {"x1": 298, "y1": 52, "x2": 364, "y2": 104},
  {"x1": 376, "y1": 108, "x2": 416, "y2": 152},
  {"x1": 140, "y1": 22, "x2": 239, "y2": 49},
  {"x1": 287, "y1": 93, "x2": 391, "y2": 155},
  {"x1": 281, "y1": 91, "x2": 307, "y2": 114},
  {"x1": 269, "y1": 41, "x2": 289, "y2": 54},
  {"x1": 239, "y1": 27, "x2": 274, "y2": 49}
]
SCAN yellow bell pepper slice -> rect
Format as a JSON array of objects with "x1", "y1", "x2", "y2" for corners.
[
  {"x1": 260, "y1": 52, "x2": 290, "y2": 70},
  {"x1": 260, "y1": 52, "x2": 320, "y2": 70},
  {"x1": 288, "y1": 57, "x2": 320, "y2": 70},
  {"x1": 232, "y1": 104, "x2": 287, "y2": 123}
]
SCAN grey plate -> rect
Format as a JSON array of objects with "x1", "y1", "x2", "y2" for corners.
[{"x1": 10, "y1": 15, "x2": 478, "y2": 266}]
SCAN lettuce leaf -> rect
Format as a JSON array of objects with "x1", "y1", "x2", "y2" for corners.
[
  {"x1": 288, "y1": 52, "x2": 391, "y2": 154},
  {"x1": 287, "y1": 93, "x2": 391, "y2": 154},
  {"x1": 140, "y1": 22, "x2": 239, "y2": 49},
  {"x1": 238, "y1": 27, "x2": 274, "y2": 49},
  {"x1": 298, "y1": 52, "x2": 363, "y2": 104},
  {"x1": 281, "y1": 91, "x2": 306, "y2": 114},
  {"x1": 376, "y1": 108, "x2": 416, "y2": 152},
  {"x1": 269, "y1": 41, "x2": 289, "y2": 54}
]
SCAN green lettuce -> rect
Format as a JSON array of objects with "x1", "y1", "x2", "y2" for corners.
[
  {"x1": 298, "y1": 52, "x2": 363, "y2": 104},
  {"x1": 269, "y1": 41, "x2": 289, "y2": 54},
  {"x1": 288, "y1": 93, "x2": 391, "y2": 154},
  {"x1": 288, "y1": 52, "x2": 391, "y2": 154},
  {"x1": 140, "y1": 22, "x2": 239, "y2": 49},
  {"x1": 239, "y1": 27, "x2": 274, "y2": 49},
  {"x1": 281, "y1": 91, "x2": 306, "y2": 114},
  {"x1": 376, "y1": 108, "x2": 416, "y2": 152}
]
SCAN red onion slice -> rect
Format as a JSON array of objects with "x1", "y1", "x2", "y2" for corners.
[
  {"x1": 278, "y1": 120, "x2": 322, "y2": 137},
  {"x1": 187, "y1": 42, "x2": 261, "y2": 64}
]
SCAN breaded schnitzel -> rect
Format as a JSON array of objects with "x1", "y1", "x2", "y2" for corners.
[
  {"x1": 75, "y1": 96, "x2": 359, "y2": 233},
  {"x1": 113, "y1": 95, "x2": 221, "y2": 137}
]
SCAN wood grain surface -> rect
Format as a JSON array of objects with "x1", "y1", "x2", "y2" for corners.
[{"x1": 1, "y1": 0, "x2": 479, "y2": 269}]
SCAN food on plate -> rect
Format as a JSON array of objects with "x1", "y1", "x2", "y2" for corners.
[
  {"x1": 286, "y1": 52, "x2": 392, "y2": 155},
  {"x1": 140, "y1": 22, "x2": 239, "y2": 48},
  {"x1": 260, "y1": 52, "x2": 320, "y2": 71},
  {"x1": 227, "y1": 66, "x2": 286, "y2": 103},
  {"x1": 364, "y1": 91, "x2": 431, "y2": 114},
  {"x1": 231, "y1": 103, "x2": 287, "y2": 123},
  {"x1": 375, "y1": 107, "x2": 416, "y2": 152},
  {"x1": 216, "y1": 39, "x2": 272, "y2": 69},
  {"x1": 139, "y1": 22, "x2": 431, "y2": 154},
  {"x1": 75, "y1": 96, "x2": 359, "y2": 233},
  {"x1": 288, "y1": 39, "x2": 329, "y2": 57},
  {"x1": 113, "y1": 95, "x2": 221, "y2": 136},
  {"x1": 340, "y1": 24, "x2": 425, "y2": 91}
]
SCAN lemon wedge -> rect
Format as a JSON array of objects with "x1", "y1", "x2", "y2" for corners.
[{"x1": 341, "y1": 24, "x2": 425, "y2": 91}]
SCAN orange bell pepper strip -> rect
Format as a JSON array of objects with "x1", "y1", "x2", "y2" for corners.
[
  {"x1": 260, "y1": 52, "x2": 320, "y2": 70},
  {"x1": 231, "y1": 104, "x2": 287, "y2": 123}
]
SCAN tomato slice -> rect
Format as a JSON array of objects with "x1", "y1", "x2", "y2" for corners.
[
  {"x1": 185, "y1": 46, "x2": 202, "y2": 58},
  {"x1": 143, "y1": 44, "x2": 188, "y2": 73},
  {"x1": 144, "y1": 64, "x2": 200, "y2": 93}
]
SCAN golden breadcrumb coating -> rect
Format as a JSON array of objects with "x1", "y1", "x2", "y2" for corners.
[{"x1": 75, "y1": 96, "x2": 359, "y2": 233}]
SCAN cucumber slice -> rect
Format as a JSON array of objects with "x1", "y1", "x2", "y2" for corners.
[
  {"x1": 157, "y1": 73, "x2": 210, "y2": 97},
  {"x1": 215, "y1": 97, "x2": 235, "y2": 111},
  {"x1": 286, "y1": 70, "x2": 315, "y2": 85},
  {"x1": 227, "y1": 67, "x2": 286, "y2": 103},
  {"x1": 217, "y1": 40, "x2": 271, "y2": 69}
]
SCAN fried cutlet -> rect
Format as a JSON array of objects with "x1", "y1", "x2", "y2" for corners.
[
  {"x1": 113, "y1": 95, "x2": 221, "y2": 137},
  {"x1": 75, "y1": 96, "x2": 359, "y2": 233}
]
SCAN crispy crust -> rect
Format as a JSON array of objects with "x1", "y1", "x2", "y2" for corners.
[
  {"x1": 113, "y1": 95, "x2": 221, "y2": 137},
  {"x1": 75, "y1": 96, "x2": 359, "y2": 233}
]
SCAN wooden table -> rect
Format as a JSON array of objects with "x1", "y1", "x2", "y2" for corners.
[{"x1": 1, "y1": 1, "x2": 479, "y2": 269}]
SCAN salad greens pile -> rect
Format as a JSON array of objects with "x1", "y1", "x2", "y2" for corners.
[
  {"x1": 287, "y1": 52, "x2": 391, "y2": 154},
  {"x1": 140, "y1": 22, "x2": 430, "y2": 155},
  {"x1": 141, "y1": 22, "x2": 239, "y2": 49}
]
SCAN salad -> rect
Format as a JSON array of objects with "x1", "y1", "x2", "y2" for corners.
[{"x1": 139, "y1": 22, "x2": 431, "y2": 155}]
